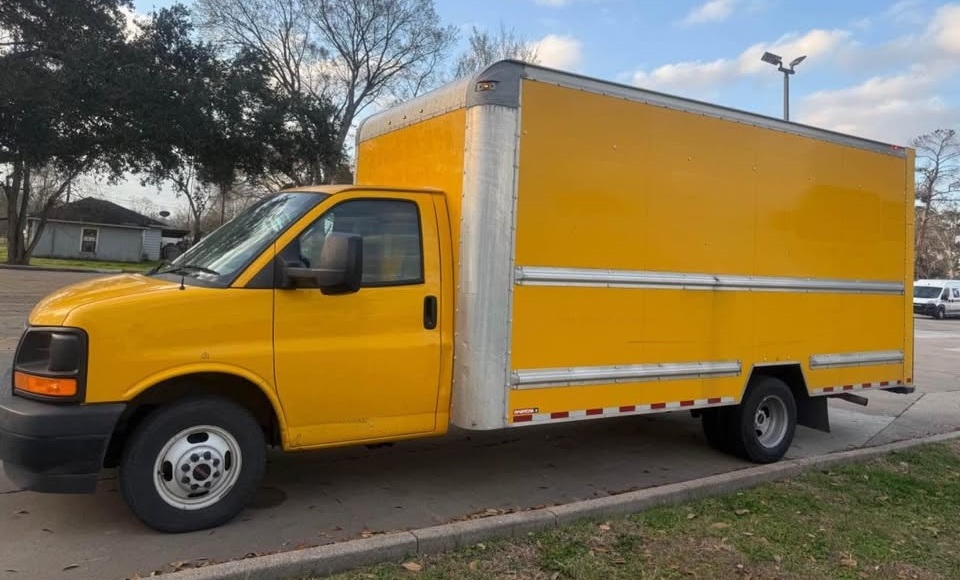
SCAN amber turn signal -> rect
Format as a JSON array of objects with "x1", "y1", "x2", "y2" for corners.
[{"x1": 14, "y1": 372, "x2": 78, "y2": 397}]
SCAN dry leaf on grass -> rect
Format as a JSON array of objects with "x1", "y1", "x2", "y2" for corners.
[
  {"x1": 711, "y1": 522, "x2": 730, "y2": 529},
  {"x1": 401, "y1": 561, "x2": 423, "y2": 572}
]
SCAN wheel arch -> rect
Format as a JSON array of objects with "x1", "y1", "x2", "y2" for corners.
[{"x1": 104, "y1": 370, "x2": 286, "y2": 468}]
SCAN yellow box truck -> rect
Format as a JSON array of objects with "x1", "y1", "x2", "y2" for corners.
[{"x1": 0, "y1": 61, "x2": 915, "y2": 532}]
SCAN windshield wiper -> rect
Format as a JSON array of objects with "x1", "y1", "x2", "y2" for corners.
[{"x1": 161, "y1": 264, "x2": 221, "y2": 276}]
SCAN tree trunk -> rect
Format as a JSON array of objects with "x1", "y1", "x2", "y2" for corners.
[
  {"x1": 25, "y1": 174, "x2": 77, "y2": 259},
  {"x1": 4, "y1": 160, "x2": 27, "y2": 265},
  {"x1": 219, "y1": 183, "x2": 228, "y2": 226},
  {"x1": 325, "y1": 100, "x2": 359, "y2": 184}
]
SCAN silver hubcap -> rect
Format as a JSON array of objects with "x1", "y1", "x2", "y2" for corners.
[
  {"x1": 754, "y1": 395, "x2": 788, "y2": 449},
  {"x1": 153, "y1": 425, "x2": 242, "y2": 510}
]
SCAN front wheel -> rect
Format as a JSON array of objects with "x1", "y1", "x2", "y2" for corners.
[
  {"x1": 936, "y1": 306, "x2": 946, "y2": 320},
  {"x1": 119, "y1": 396, "x2": 266, "y2": 532},
  {"x1": 728, "y1": 377, "x2": 797, "y2": 463}
]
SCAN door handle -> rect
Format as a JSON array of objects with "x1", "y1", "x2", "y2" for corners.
[{"x1": 423, "y1": 295, "x2": 438, "y2": 330}]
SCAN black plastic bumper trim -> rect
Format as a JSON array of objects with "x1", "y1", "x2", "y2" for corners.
[{"x1": 0, "y1": 368, "x2": 126, "y2": 494}]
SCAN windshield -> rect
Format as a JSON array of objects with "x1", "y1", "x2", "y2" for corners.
[
  {"x1": 152, "y1": 191, "x2": 327, "y2": 286},
  {"x1": 914, "y1": 286, "x2": 944, "y2": 299}
]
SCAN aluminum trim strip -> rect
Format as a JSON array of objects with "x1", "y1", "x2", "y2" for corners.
[
  {"x1": 355, "y1": 75, "x2": 472, "y2": 145},
  {"x1": 810, "y1": 379, "x2": 907, "y2": 395},
  {"x1": 515, "y1": 266, "x2": 904, "y2": 295},
  {"x1": 356, "y1": 60, "x2": 909, "y2": 158},
  {"x1": 523, "y1": 65, "x2": 907, "y2": 158},
  {"x1": 809, "y1": 350, "x2": 905, "y2": 369},
  {"x1": 511, "y1": 361, "x2": 742, "y2": 389},
  {"x1": 450, "y1": 105, "x2": 522, "y2": 430},
  {"x1": 508, "y1": 396, "x2": 739, "y2": 426}
]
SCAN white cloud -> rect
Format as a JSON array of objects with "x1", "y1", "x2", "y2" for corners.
[
  {"x1": 930, "y1": 3, "x2": 960, "y2": 55},
  {"x1": 682, "y1": 0, "x2": 738, "y2": 26},
  {"x1": 738, "y1": 29, "x2": 852, "y2": 74},
  {"x1": 885, "y1": 0, "x2": 926, "y2": 25},
  {"x1": 631, "y1": 28, "x2": 851, "y2": 93},
  {"x1": 794, "y1": 4, "x2": 960, "y2": 143},
  {"x1": 531, "y1": 34, "x2": 584, "y2": 71},
  {"x1": 798, "y1": 64, "x2": 959, "y2": 144}
]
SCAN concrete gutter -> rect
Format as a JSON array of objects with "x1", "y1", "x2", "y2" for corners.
[{"x1": 162, "y1": 430, "x2": 960, "y2": 580}]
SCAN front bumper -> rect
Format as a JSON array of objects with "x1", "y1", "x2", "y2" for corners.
[
  {"x1": 0, "y1": 368, "x2": 126, "y2": 493},
  {"x1": 913, "y1": 303, "x2": 937, "y2": 315}
]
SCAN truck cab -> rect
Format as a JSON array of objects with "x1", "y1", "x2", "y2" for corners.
[{"x1": 0, "y1": 185, "x2": 454, "y2": 533}]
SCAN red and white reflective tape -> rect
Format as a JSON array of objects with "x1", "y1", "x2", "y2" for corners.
[
  {"x1": 510, "y1": 396, "x2": 737, "y2": 425},
  {"x1": 811, "y1": 378, "x2": 911, "y2": 396}
]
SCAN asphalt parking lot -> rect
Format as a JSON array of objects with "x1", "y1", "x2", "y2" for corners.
[{"x1": 1, "y1": 269, "x2": 959, "y2": 580}]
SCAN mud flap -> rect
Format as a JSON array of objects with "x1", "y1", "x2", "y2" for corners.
[{"x1": 797, "y1": 395, "x2": 830, "y2": 433}]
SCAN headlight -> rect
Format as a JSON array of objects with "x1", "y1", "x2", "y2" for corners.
[{"x1": 13, "y1": 327, "x2": 87, "y2": 402}]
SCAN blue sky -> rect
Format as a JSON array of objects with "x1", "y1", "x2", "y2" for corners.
[{"x1": 115, "y1": 0, "x2": 960, "y2": 211}]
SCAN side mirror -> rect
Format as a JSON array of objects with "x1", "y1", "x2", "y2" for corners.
[{"x1": 282, "y1": 233, "x2": 363, "y2": 294}]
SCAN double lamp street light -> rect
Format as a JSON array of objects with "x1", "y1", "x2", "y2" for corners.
[{"x1": 761, "y1": 51, "x2": 806, "y2": 122}]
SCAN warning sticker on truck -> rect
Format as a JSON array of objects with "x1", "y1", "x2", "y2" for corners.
[{"x1": 513, "y1": 408, "x2": 539, "y2": 416}]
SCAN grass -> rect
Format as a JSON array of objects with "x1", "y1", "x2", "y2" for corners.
[
  {"x1": 0, "y1": 244, "x2": 157, "y2": 272},
  {"x1": 320, "y1": 442, "x2": 960, "y2": 580}
]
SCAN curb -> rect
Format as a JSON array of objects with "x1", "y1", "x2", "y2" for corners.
[
  {"x1": 160, "y1": 430, "x2": 960, "y2": 580},
  {"x1": 0, "y1": 264, "x2": 123, "y2": 274}
]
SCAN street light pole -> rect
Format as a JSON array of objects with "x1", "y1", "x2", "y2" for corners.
[
  {"x1": 782, "y1": 67, "x2": 790, "y2": 121},
  {"x1": 761, "y1": 51, "x2": 806, "y2": 122}
]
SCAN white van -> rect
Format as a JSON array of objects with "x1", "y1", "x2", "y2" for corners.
[{"x1": 913, "y1": 279, "x2": 960, "y2": 319}]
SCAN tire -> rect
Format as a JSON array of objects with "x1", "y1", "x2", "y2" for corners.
[
  {"x1": 936, "y1": 306, "x2": 946, "y2": 320},
  {"x1": 119, "y1": 396, "x2": 266, "y2": 533},
  {"x1": 701, "y1": 407, "x2": 736, "y2": 453},
  {"x1": 728, "y1": 376, "x2": 797, "y2": 463}
]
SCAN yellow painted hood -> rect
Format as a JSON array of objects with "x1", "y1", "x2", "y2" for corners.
[{"x1": 29, "y1": 274, "x2": 179, "y2": 326}]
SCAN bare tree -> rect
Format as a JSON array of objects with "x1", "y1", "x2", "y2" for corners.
[
  {"x1": 195, "y1": 0, "x2": 456, "y2": 166},
  {"x1": 128, "y1": 195, "x2": 161, "y2": 219},
  {"x1": 144, "y1": 159, "x2": 217, "y2": 243},
  {"x1": 306, "y1": 0, "x2": 457, "y2": 151},
  {"x1": 193, "y1": 0, "x2": 320, "y2": 97},
  {"x1": 914, "y1": 129, "x2": 960, "y2": 278},
  {"x1": 2, "y1": 162, "x2": 89, "y2": 261},
  {"x1": 453, "y1": 22, "x2": 539, "y2": 79}
]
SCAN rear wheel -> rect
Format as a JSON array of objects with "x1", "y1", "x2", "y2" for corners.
[
  {"x1": 119, "y1": 396, "x2": 266, "y2": 532},
  {"x1": 728, "y1": 376, "x2": 797, "y2": 463}
]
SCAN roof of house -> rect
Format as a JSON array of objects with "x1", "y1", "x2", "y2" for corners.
[{"x1": 37, "y1": 197, "x2": 166, "y2": 228}]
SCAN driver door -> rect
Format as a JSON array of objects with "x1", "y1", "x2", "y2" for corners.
[{"x1": 273, "y1": 193, "x2": 443, "y2": 447}]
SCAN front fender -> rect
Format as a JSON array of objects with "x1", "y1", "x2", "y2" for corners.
[{"x1": 121, "y1": 363, "x2": 289, "y2": 447}]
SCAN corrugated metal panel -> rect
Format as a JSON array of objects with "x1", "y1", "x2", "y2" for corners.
[{"x1": 142, "y1": 228, "x2": 162, "y2": 261}]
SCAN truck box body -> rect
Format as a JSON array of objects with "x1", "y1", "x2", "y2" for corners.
[{"x1": 357, "y1": 60, "x2": 915, "y2": 431}]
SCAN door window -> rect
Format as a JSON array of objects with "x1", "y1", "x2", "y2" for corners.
[{"x1": 289, "y1": 199, "x2": 424, "y2": 287}]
